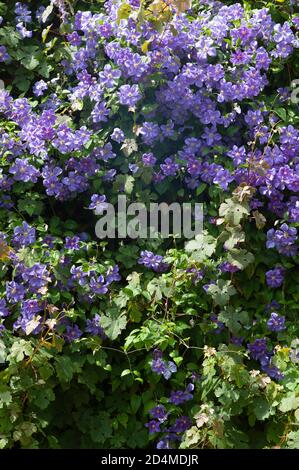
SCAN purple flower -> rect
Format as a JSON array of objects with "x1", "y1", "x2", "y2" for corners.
[
  {"x1": 88, "y1": 194, "x2": 108, "y2": 214},
  {"x1": 16, "y1": 22, "x2": 32, "y2": 38},
  {"x1": 169, "y1": 389, "x2": 193, "y2": 405},
  {"x1": 89, "y1": 275, "x2": 108, "y2": 295},
  {"x1": 9, "y1": 158, "x2": 39, "y2": 183},
  {"x1": 142, "y1": 153, "x2": 157, "y2": 167},
  {"x1": 91, "y1": 101, "x2": 110, "y2": 123},
  {"x1": 247, "y1": 338, "x2": 268, "y2": 361},
  {"x1": 64, "y1": 324, "x2": 83, "y2": 343},
  {"x1": 145, "y1": 420, "x2": 161, "y2": 434},
  {"x1": 12, "y1": 222, "x2": 36, "y2": 248},
  {"x1": 151, "y1": 358, "x2": 177, "y2": 380},
  {"x1": 262, "y1": 364, "x2": 284, "y2": 381},
  {"x1": 33, "y1": 80, "x2": 48, "y2": 97},
  {"x1": 213, "y1": 168, "x2": 234, "y2": 191},
  {"x1": 65, "y1": 236, "x2": 81, "y2": 250},
  {"x1": 6, "y1": 281, "x2": 25, "y2": 303},
  {"x1": 149, "y1": 405, "x2": 167, "y2": 422},
  {"x1": 138, "y1": 251, "x2": 169, "y2": 273},
  {"x1": 0, "y1": 299, "x2": 9, "y2": 318},
  {"x1": 99, "y1": 64, "x2": 121, "y2": 88},
  {"x1": 219, "y1": 262, "x2": 239, "y2": 273},
  {"x1": 266, "y1": 267, "x2": 284, "y2": 288},
  {"x1": 15, "y1": 2, "x2": 32, "y2": 23},
  {"x1": 160, "y1": 158, "x2": 180, "y2": 177},
  {"x1": 86, "y1": 314, "x2": 106, "y2": 338},
  {"x1": 70, "y1": 265, "x2": 88, "y2": 286},
  {"x1": 110, "y1": 128, "x2": 125, "y2": 143},
  {"x1": 106, "y1": 265, "x2": 121, "y2": 284},
  {"x1": 267, "y1": 312, "x2": 286, "y2": 332},
  {"x1": 169, "y1": 416, "x2": 192, "y2": 433},
  {"x1": 118, "y1": 85, "x2": 141, "y2": 107},
  {"x1": 0, "y1": 46, "x2": 10, "y2": 62}
]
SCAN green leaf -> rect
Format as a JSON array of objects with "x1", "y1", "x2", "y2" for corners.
[
  {"x1": 130, "y1": 395, "x2": 141, "y2": 413},
  {"x1": 117, "y1": 4, "x2": 132, "y2": 24},
  {"x1": 185, "y1": 231, "x2": 217, "y2": 261},
  {"x1": 253, "y1": 397, "x2": 271, "y2": 421},
  {"x1": 42, "y1": 4, "x2": 54, "y2": 23},
  {"x1": 8, "y1": 339, "x2": 33, "y2": 362},
  {"x1": 55, "y1": 356, "x2": 75, "y2": 383},
  {"x1": 101, "y1": 309, "x2": 127, "y2": 340},
  {"x1": 227, "y1": 249, "x2": 254, "y2": 270},
  {"x1": 207, "y1": 280, "x2": 237, "y2": 306},
  {"x1": 0, "y1": 340, "x2": 6, "y2": 364},
  {"x1": 279, "y1": 395, "x2": 299, "y2": 413},
  {"x1": 219, "y1": 199, "x2": 249, "y2": 226},
  {"x1": 274, "y1": 107, "x2": 287, "y2": 122},
  {"x1": 0, "y1": 390, "x2": 12, "y2": 409},
  {"x1": 21, "y1": 55, "x2": 40, "y2": 71}
]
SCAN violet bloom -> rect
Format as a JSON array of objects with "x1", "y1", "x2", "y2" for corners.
[
  {"x1": 247, "y1": 338, "x2": 268, "y2": 361},
  {"x1": 12, "y1": 222, "x2": 36, "y2": 248},
  {"x1": 64, "y1": 324, "x2": 83, "y2": 343},
  {"x1": 138, "y1": 251, "x2": 169, "y2": 273},
  {"x1": 0, "y1": 299, "x2": 9, "y2": 318},
  {"x1": 33, "y1": 80, "x2": 48, "y2": 97},
  {"x1": 265, "y1": 267, "x2": 284, "y2": 288},
  {"x1": 6, "y1": 281, "x2": 25, "y2": 303},
  {"x1": 267, "y1": 312, "x2": 286, "y2": 332},
  {"x1": 149, "y1": 405, "x2": 167, "y2": 422},
  {"x1": 86, "y1": 314, "x2": 106, "y2": 338},
  {"x1": 0, "y1": 46, "x2": 10, "y2": 62},
  {"x1": 145, "y1": 420, "x2": 161, "y2": 434},
  {"x1": 65, "y1": 236, "x2": 80, "y2": 250},
  {"x1": 213, "y1": 168, "x2": 234, "y2": 191},
  {"x1": 15, "y1": 2, "x2": 32, "y2": 23},
  {"x1": 219, "y1": 262, "x2": 239, "y2": 273},
  {"x1": 88, "y1": 194, "x2": 108, "y2": 214},
  {"x1": 169, "y1": 416, "x2": 192, "y2": 433},
  {"x1": 169, "y1": 389, "x2": 193, "y2": 405},
  {"x1": 160, "y1": 158, "x2": 180, "y2": 177},
  {"x1": 151, "y1": 358, "x2": 177, "y2": 380},
  {"x1": 262, "y1": 364, "x2": 284, "y2": 381},
  {"x1": 9, "y1": 158, "x2": 40, "y2": 183},
  {"x1": 118, "y1": 85, "x2": 141, "y2": 107},
  {"x1": 89, "y1": 275, "x2": 109, "y2": 295},
  {"x1": 142, "y1": 153, "x2": 157, "y2": 167},
  {"x1": 110, "y1": 128, "x2": 125, "y2": 143},
  {"x1": 106, "y1": 265, "x2": 121, "y2": 284},
  {"x1": 70, "y1": 265, "x2": 88, "y2": 286}
]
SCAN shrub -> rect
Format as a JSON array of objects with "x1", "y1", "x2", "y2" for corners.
[{"x1": 0, "y1": 0, "x2": 299, "y2": 449}]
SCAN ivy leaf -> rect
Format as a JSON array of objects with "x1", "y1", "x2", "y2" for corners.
[
  {"x1": 101, "y1": 309, "x2": 127, "y2": 340},
  {"x1": 253, "y1": 398, "x2": 271, "y2": 420},
  {"x1": 185, "y1": 231, "x2": 217, "y2": 261},
  {"x1": 121, "y1": 138, "x2": 138, "y2": 157},
  {"x1": 207, "y1": 280, "x2": 237, "y2": 306},
  {"x1": 218, "y1": 307, "x2": 249, "y2": 334},
  {"x1": 55, "y1": 356, "x2": 75, "y2": 383},
  {"x1": 0, "y1": 340, "x2": 6, "y2": 364},
  {"x1": 279, "y1": 395, "x2": 299, "y2": 412},
  {"x1": 21, "y1": 54, "x2": 40, "y2": 71},
  {"x1": 219, "y1": 199, "x2": 249, "y2": 226},
  {"x1": 8, "y1": 339, "x2": 33, "y2": 363},
  {"x1": 42, "y1": 4, "x2": 54, "y2": 23},
  {"x1": 227, "y1": 249, "x2": 254, "y2": 270},
  {"x1": 117, "y1": 4, "x2": 132, "y2": 24},
  {"x1": 0, "y1": 390, "x2": 12, "y2": 409}
]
